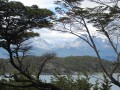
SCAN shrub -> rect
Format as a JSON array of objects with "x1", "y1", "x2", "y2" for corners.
[{"x1": 51, "y1": 73, "x2": 112, "y2": 90}]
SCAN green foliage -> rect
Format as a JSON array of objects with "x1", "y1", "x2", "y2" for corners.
[
  {"x1": 51, "y1": 73, "x2": 112, "y2": 90},
  {"x1": 0, "y1": 1, "x2": 55, "y2": 89},
  {"x1": 92, "y1": 74, "x2": 112, "y2": 90},
  {"x1": 51, "y1": 73, "x2": 92, "y2": 90},
  {"x1": 0, "y1": 78, "x2": 38, "y2": 90},
  {"x1": 0, "y1": 0, "x2": 53, "y2": 51},
  {"x1": 93, "y1": 80, "x2": 100, "y2": 90},
  {"x1": 100, "y1": 74, "x2": 112, "y2": 90},
  {"x1": 55, "y1": 0, "x2": 120, "y2": 88},
  {"x1": 0, "y1": 56, "x2": 117, "y2": 74},
  {"x1": 0, "y1": 70, "x2": 112, "y2": 90},
  {"x1": 60, "y1": 56, "x2": 113, "y2": 73}
]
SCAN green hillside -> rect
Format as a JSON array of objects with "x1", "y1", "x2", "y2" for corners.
[{"x1": 0, "y1": 56, "x2": 118, "y2": 74}]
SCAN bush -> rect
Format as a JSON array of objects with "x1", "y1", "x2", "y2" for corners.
[
  {"x1": 0, "y1": 73, "x2": 112, "y2": 90},
  {"x1": 51, "y1": 73, "x2": 92, "y2": 90},
  {"x1": 51, "y1": 73, "x2": 112, "y2": 90}
]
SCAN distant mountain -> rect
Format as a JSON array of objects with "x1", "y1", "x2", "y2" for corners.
[
  {"x1": 29, "y1": 37, "x2": 117, "y2": 60},
  {"x1": 0, "y1": 36, "x2": 118, "y2": 60},
  {"x1": 30, "y1": 37, "x2": 55, "y2": 49}
]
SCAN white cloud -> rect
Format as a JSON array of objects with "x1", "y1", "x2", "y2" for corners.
[
  {"x1": 9, "y1": 0, "x2": 103, "y2": 45},
  {"x1": 33, "y1": 28, "x2": 77, "y2": 44},
  {"x1": 9, "y1": 0, "x2": 76, "y2": 44},
  {"x1": 10, "y1": 0, "x2": 56, "y2": 8}
]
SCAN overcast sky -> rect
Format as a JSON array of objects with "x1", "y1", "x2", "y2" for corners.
[
  {"x1": 10, "y1": 0, "x2": 79, "y2": 44},
  {"x1": 9, "y1": 0, "x2": 117, "y2": 44},
  {"x1": 9, "y1": 0, "x2": 104, "y2": 45}
]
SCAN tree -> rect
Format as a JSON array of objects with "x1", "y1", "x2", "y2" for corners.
[
  {"x1": 53, "y1": 0, "x2": 120, "y2": 87},
  {"x1": 0, "y1": 0, "x2": 61, "y2": 90}
]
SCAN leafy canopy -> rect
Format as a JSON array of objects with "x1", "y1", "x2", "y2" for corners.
[{"x1": 0, "y1": 0, "x2": 53, "y2": 52}]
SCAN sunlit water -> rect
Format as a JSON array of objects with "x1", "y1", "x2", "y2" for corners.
[{"x1": 40, "y1": 73, "x2": 120, "y2": 90}]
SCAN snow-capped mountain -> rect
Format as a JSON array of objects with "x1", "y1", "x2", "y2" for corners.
[
  {"x1": 57, "y1": 36, "x2": 109, "y2": 49},
  {"x1": 66, "y1": 37, "x2": 116, "y2": 60},
  {"x1": 0, "y1": 36, "x2": 118, "y2": 60},
  {"x1": 29, "y1": 37, "x2": 55, "y2": 49},
  {"x1": 29, "y1": 36, "x2": 117, "y2": 60}
]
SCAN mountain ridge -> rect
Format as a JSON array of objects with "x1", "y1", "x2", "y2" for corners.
[
  {"x1": 0, "y1": 36, "x2": 117, "y2": 60},
  {"x1": 29, "y1": 36, "x2": 117, "y2": 60}
]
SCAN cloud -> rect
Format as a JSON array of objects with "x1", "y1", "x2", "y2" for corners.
[
  {"x1": 9, "y1": 0, "x2": 77, "y2": 44},
  {"x1": 33, "y1": 29, "x2": 77, "y2": 44},
  {"x1": 10, "y1": 0, "x2": 56, "y2": 8},
  {"x1": 9, "y1": 0, "x2": 103, "y2": 45}
]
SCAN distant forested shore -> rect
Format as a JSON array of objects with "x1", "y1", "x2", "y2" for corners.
[{"x1": 0, "y1": 56, "x2": 118, "y2": 75}]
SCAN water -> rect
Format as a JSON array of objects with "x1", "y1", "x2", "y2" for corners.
[{"x1": 40, "y1": 73, "x2": 120, "y2": 90}]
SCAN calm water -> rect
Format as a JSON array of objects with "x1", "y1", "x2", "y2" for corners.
[{"x1": 40, "y1": 73, "x2": 120, "y2": 90}]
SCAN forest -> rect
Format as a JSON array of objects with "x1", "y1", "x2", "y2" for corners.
[
  {"x1": 0, "y1": 56, "x2": 117, "y2": 74},
  {"x1": 0, "y1": 0, "x2": 120, "y2": 90}
]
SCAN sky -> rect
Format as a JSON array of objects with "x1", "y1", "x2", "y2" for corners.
[
  {"x1": 10, "y1": 0, "x2": 79, "y2": 44},
  {"x1": 9, "y1": 0, "x2": 119, "y2": 44},
  {"x1": 10, "y1": 0, "x2": 56, "y2": 8},
  {"x1": 9, "y1": 0, "x2": 105, "y2": 45}
]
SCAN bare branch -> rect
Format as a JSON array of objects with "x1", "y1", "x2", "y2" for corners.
[{"x1": 36, "y1": 53, "x2": 56, "y2": 79}]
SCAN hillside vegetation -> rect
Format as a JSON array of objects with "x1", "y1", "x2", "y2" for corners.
[{"x1": 0, "y1": 56, "x2": 118, "y2": 74}]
